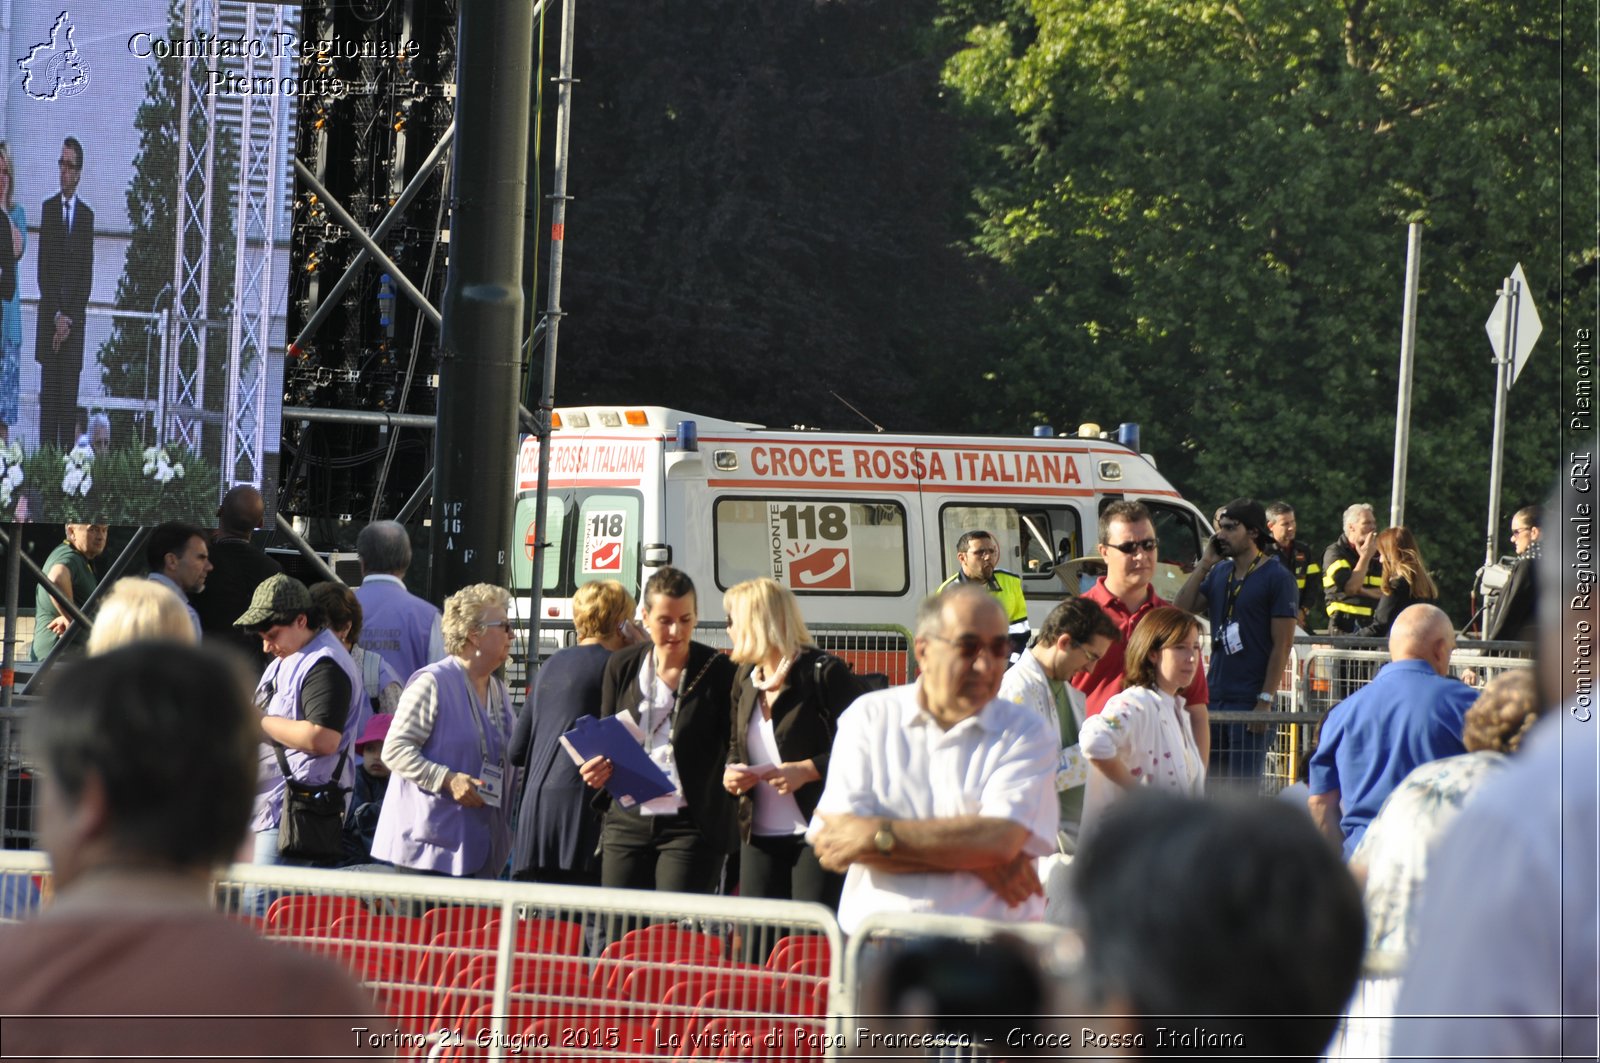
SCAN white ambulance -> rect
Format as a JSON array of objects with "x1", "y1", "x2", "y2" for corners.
[{"x1": 511, "y1": 406, "x2": 1211, "y2": 642}]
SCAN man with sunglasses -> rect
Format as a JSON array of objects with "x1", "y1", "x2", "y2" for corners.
[
  {"x1": 1173, "y1": 498, "x2": 1298, "y2": 788},
  {"x1": 1071, "y1": 501, "x2": 1209, "y2": 754},
  {"x1": 809, "y1": 585, "x2": 1059, "y2": 933},
  {"x1": 937, "y1": 529, "x2": 1031, "y2": 660},
  {"x1": 998, "y1": 597, "x2": 1120, "y2": 854},
  {"x1": 35, "y1": 136, "x2": 93, "y2": 451}
]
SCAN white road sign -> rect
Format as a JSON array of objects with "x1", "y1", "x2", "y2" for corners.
[{"x1": 1484, "y1": 262, "x2": 1542, "y2": 386}]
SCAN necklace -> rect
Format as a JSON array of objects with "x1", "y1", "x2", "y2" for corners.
[{"x1": 751, "y1": 656, "x2": 792, "y2": 692}]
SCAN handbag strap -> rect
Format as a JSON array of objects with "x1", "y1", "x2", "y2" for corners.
[{"x1": 273, "y1": 740, "x2": 347, "y2": 788}]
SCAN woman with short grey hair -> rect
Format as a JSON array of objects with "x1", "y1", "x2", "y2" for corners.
[{"x1": 372, "y1": 583, "x2": 517, "y2": 877}]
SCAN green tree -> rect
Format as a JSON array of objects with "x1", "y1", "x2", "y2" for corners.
[
  {"x1": 98, "y1": 0, "x2": 238, "y2": 455},
  {"x1": 940, "y1": 0, "x2": 1592, "y2": 617}
]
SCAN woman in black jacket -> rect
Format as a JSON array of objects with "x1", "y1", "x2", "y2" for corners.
[
  {"x1": 1356, "y1": 527, "x2": 1439, "y2": 638},
  {"x1": 580, "y1": 567, "x2": 736, "y2": 894},
  {"x1": 721, "y1": 578, "x2": 859, "y2": 907}
]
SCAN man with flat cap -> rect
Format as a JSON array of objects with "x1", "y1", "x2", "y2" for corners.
[{"x1": 1174, "y1": 498, "x2": 1298, "y2": 789}]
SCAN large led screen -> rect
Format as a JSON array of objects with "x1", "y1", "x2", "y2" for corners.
[{"x1": 1, "y1": 0, "x2": 302, "y2": 523}]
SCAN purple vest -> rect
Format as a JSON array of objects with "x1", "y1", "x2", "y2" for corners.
[
  {"x1": 252, "y1": 628, "x2": 364, "y2": 831},
  {"x1": 354, "y1": 577, "x2": 440, "y2": 680},
  {"x1": 370, "y1": 657, "x2": 516, "y2": 876}
]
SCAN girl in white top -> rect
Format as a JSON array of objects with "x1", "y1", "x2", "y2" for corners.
[{"x1": 1079, "y1": 606, "x2": 1206, "y2": 841}]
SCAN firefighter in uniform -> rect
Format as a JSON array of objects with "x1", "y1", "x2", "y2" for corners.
[
  {"x1": 1267, "y1": 501, "x2": 1321, "y2": 629},
  {"x1": 938, "y1": 529, "x2": 1030, "y2": 659},
  {"x1": 1321, "y1": 503, "x2": 1384, "y2": 634}
]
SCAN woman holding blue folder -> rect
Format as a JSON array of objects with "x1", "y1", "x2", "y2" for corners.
[{"x1": 580, "y1": 567, "x2": 737, "y2": 894}]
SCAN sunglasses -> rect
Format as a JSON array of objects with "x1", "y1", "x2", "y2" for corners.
[
  {"x1": 479, "y1": 620, "x2": 513, "y2": 630},
  {"x1": 928, "y1": 634, "x2": 1012, "y2": 660},
  {"x1": 1217, "y1": 519, "x2": 1242, "y2": 531},
  {"x1": 1103, "y1": 538, "x2": 1158, "y2": 555}
]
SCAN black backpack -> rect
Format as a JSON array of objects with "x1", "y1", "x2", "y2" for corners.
[{"x1": 813, "y1": 652, "x2": 890, "y2": 704}]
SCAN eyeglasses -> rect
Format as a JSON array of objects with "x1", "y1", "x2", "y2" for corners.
[
  {"x1": 928, "y1": 634, "x2": 1012, "y2": 660},
  {"x1": 58, "y1": 158, "x2": 80, "y2": 171},
  {"x1": 1510, "y1": 527, "x2": 1532, "y2": 538},
  {"x1": 479, "y1": 620, "x2": 513, "y2": 630},
  {"x1": 1103, "y1": 538, "x2": 1158, "y2": 555},
  {"x1": 1074, "y1": 641, "x2": 1104, "y2": 665},
  {"x1": 964, "y1": 548, "x2": 998, "y2": 559},
  {"x1": 1216, "y1": 519, "x2": 1242, "y2": 532}
]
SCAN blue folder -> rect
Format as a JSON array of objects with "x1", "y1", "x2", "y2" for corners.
[{"x1": 559, "y1": 714, "x2": 676, "y2": 808}]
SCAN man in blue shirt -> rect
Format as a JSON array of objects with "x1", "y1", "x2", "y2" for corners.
[
  {"x1": 1174, "y1": 498, "x2": 1298, "y2": 788},
  {"x1": 1306, "y1": 603, "x2": 1476, "y2": 857}
]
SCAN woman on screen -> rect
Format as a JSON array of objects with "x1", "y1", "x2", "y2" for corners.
[{"x1": 0, "y1": 143, "x2": 26, "y2": 443}]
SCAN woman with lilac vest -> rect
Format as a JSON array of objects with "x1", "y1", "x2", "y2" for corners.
[
  {"x1": 372, "y1": 584, "x2": 517, "y2": 878},
  {"x1": 236, "y1": 574, "x2": 364, "y2": 867}
]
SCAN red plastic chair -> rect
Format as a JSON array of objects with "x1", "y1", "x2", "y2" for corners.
[
  {"x1": 615, "y1": 924, "x2": 725, "y2": 960},
  {"x1": 420, "y1": 904, "x2": 500, "y2": 939},
  {"x1": 263, "y1": 894, "x2": 369, "y2": 936},
  {"x1": 765, "y1": 934, "x2": 829, "y2": 972},
  {"x1": 327, "y1": 914, "x2": 432, "y2": 981}
]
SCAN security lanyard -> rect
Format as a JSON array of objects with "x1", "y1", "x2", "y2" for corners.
[
  {"x1": 459, "y1": 661, "x2": 502, "y2": 768},
  {"x1": 1222, "y1": 553, "x2": 1266, "y2": 627}
]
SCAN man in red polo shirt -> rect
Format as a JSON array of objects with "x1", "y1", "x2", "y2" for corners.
[{"x1": 1071, "y1": 500, "x2": 1209, "y2": 760}]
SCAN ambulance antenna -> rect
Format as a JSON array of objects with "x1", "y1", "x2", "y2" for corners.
[{"x1": 829, "y1": 391, "x2": 885, "y2": 433}]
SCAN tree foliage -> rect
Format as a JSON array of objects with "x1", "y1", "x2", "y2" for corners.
[{"x1": 938, "y1": 0, "x2": 1593, "y2": 615}]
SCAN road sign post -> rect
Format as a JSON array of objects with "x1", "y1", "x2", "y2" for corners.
[{"x1": 1483, "y1": 263, "x2": 1542, "y2": 570}]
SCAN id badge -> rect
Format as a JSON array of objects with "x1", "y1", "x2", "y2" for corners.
[
  {"x1": 477, "y1": 763, "x2": 505, "y2": 808},
  {"x1": 1057, "y1": 745, "x2": 1089, "y2": 790},
  {"x1": 1219, "y1": 622, "x2": 1243, "y2": 656}
]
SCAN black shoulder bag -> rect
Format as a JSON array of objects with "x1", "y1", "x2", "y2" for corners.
[{"x1": 275, "y1": 743, "x2": 349, "y2": 865}]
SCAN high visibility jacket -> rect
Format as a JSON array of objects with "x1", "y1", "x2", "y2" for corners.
[
  {"x1": 938, "y1": 568, "x2": 1031, "y2": 651},
  {"x1": 1274, "y1": 538, "x2": 1321, "y2": 617},
  {"x1": 1322, "y1": 536, "x2": 1384, "y2": 632}
]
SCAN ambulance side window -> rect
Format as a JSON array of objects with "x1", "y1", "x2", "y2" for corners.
[
  {"x1": 713, "y1": 498, "x2": 909, "y2": 594},
  {"x1": 575, "y1": 493, "x2": 642, "y2": 600},
  {"x1": 1146, "y1": 502, "x2": 1203, "y2": 573},
  {"x1": 939, "y1": 505, "x2": 1083, "y2": 598},
  {"x1": 511, "y1": 493, "x2": 570, "y2": 593}
]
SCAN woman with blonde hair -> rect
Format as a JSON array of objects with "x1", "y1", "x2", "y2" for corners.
[
  {"x1": 1356, "y1": 527, "x2": 1439, "y2": 638},
  {"x1": 0, "y1": 143, "x2": 25, "y2": 442},
  {"x1": 86, "y1": 578, "x2": 197, "y2": 655},
  {"x1": 372, "y1": 583, "x2": 517, "y2": 878},
  {"x1": 721, "y1": 577, "x2": 859, "y2": 906},
  {"x1": 509, "y1": 579, "x2": 640, "y2": 884}
]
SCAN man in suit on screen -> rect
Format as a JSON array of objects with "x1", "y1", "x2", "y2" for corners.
[{"x1": 35, "y1": 135, "x2": 93, "y2": 451}]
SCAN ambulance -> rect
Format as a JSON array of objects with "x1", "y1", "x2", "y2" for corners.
[{"x1": 511, "y1": 406, "x2": 1212, "y2": 643}]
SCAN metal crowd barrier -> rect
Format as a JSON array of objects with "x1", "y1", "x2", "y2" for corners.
[
  {"x1": 1, "y1": 854, "x2": 845, "y2": 1061},
  {"x1": 1203, "y1": 636, "x2": 1535, "y2": 797}
]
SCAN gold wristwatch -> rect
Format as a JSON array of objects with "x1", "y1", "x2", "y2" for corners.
[{"x1": 873, "y1": 820, "x2": 896, "y2": 855}]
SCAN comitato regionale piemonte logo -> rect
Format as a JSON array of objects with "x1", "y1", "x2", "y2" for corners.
[{"x1": 18, "y1": 10, "x2": 92, "y2": 101}]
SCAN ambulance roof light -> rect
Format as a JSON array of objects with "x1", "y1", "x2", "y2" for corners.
[
  {"x1": 625, "y1": 409, "x2": 649, "y2": 426},
  {"x1": 1033, "y1": 425, "x2": 1054, "y2": 438},
  {"x1": 1077, "y1": 423, "x2": 1102, "y2": 439},
  {"x1": 564, "y1": 411, "x2": 588, "y2": 428},
  {"x1": 1117, "y1": 422, "x2": 1141, "y2": 452},
  {"x1": 550, "y1": 412, "x2": 563, "y2": 429},
  {"x1": 598, "y1": 410, "x2": 623, "y2": 428}
]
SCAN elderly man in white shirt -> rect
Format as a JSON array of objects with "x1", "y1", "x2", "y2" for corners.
[
  {"x1": 997, "y1": 597, "x2": 1119, "y2": 855},
  {"x1": 808, "y1": 586, "x2": 1059, "y2": 934}
]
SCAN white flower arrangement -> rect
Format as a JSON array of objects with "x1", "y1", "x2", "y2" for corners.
[
  {"x1": 0, "y1": 441, "x2": 23, "y2": 510},
  {"x1": 61, "y1": 443, "x2": 94, "y2": 498},
  {"x1": 142, "y1": 446, "x2": 185, "y2": 486}
]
